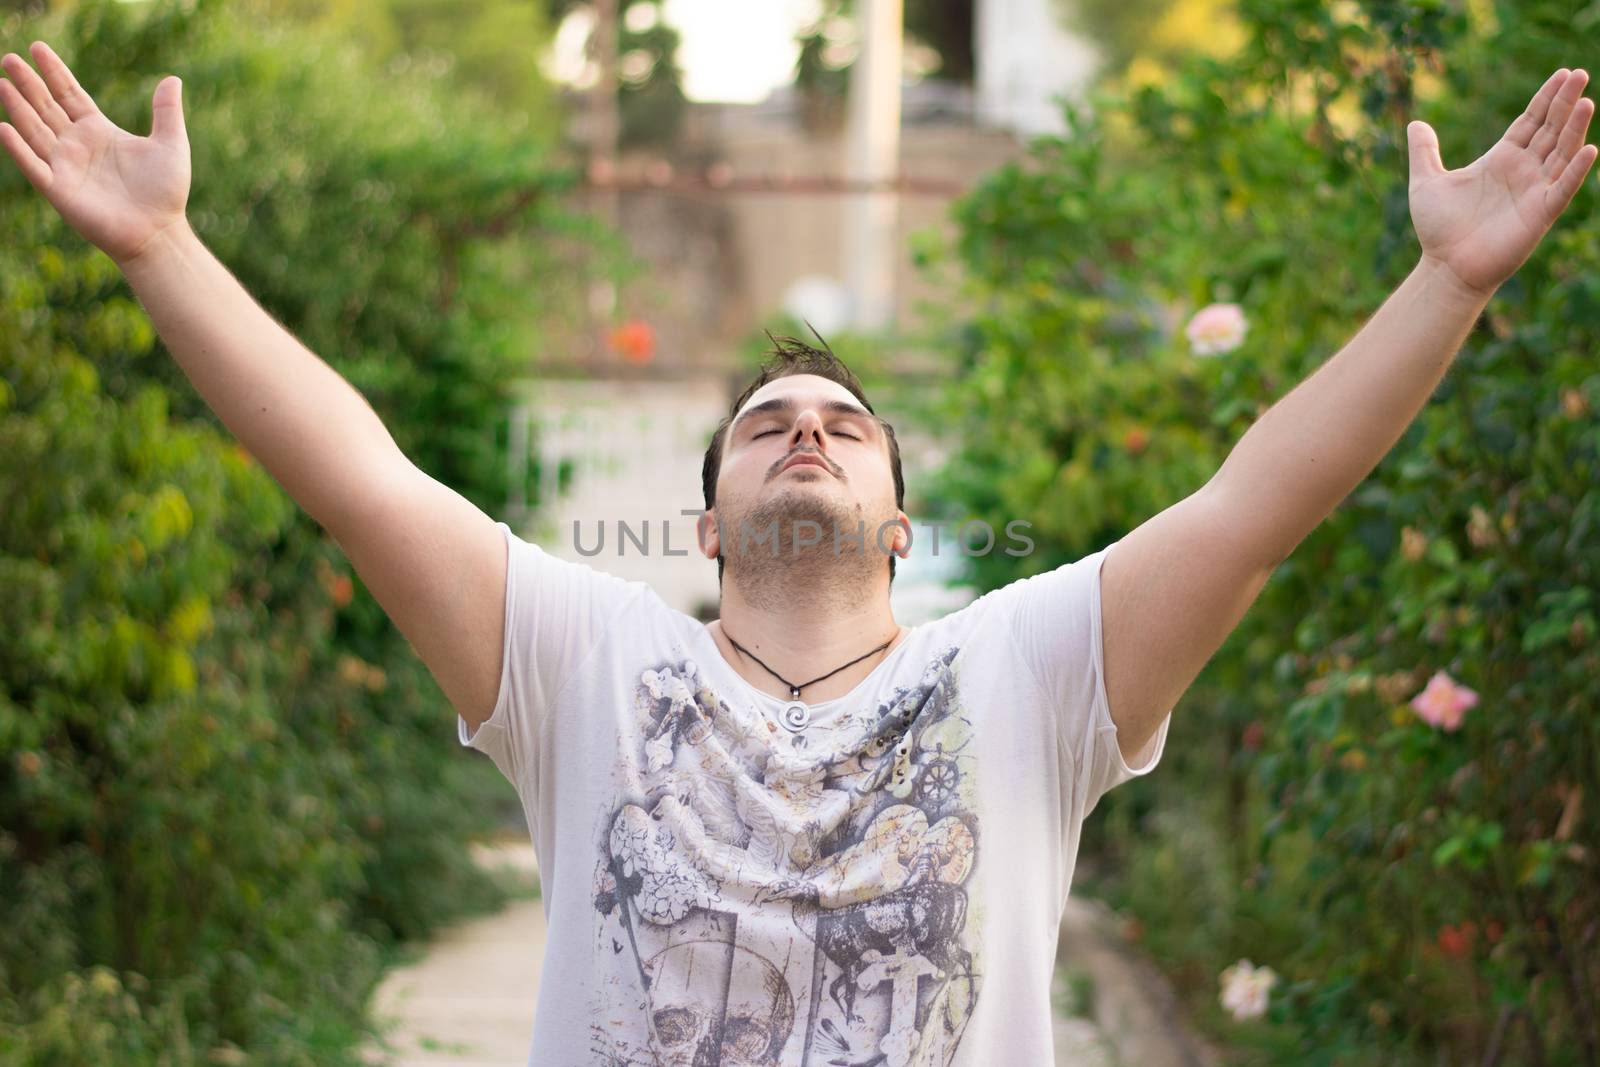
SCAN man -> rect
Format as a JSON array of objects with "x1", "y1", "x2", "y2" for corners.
[{"x1": 2, "y1": 37, "x2": 1592, "y2": 1066}]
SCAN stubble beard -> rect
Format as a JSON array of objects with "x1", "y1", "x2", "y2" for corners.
[{"x1": 719, "y1": 481, "x2": 891, "y2": 613}]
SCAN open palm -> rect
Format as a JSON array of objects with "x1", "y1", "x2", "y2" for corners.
[
  {"x1": 0, "y1": 41, "x2": 189, "y2": 266},
  {"x1": 1409, "y1": 67, "x2": 1597, "y2": 297}
]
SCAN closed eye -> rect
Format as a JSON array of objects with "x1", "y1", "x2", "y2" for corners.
[{"x1": 752, "y1": 427, "x2": 860, "y2": 440}]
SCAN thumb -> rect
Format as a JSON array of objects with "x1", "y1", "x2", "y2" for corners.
[
  {"x1": 1407, "y1": 119, "x2": 1445, "y2": 181},
  {"x1": 151, "y1": 75, "x2": 186, "y2": 147}
]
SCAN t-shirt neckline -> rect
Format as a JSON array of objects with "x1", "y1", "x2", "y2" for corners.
[{"x1": 690, "y1": 620, "x2": 922, "y2": 716}]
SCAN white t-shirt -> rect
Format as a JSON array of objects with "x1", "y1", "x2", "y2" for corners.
[{"x1": 457, "y1": 521, "x2": 1170, "y2": 1066}]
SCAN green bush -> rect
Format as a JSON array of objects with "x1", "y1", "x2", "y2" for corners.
[
  {"x1": 922, "y1": 0, "x2": 1598, "y2": 1062},
  {"x1": 0, "y1": 1, "x2": 608, "y2": 1061}
]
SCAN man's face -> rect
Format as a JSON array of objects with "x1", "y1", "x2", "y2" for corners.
[{"x1": 702, "y1": 374, "x2": 908, "y2": 574}]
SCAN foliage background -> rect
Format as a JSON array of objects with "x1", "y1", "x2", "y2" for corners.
[
  {"x1": 0, "y1": 0, "x2": 617, "y2": 1061},
  {"x1": 920, "y1": 0, "x2": 1599, "y2": 1062},
  {"x1": 4, "y1": 0, "x2": 1598, "y2": 1062}
]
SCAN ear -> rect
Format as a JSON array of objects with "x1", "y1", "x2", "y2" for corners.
[
  {"x1": 888, "y1": 513, "x2": 913, "y2": 559},
  {"x1": 697, "y1": 508, "x2": 720, "y2": 560}
]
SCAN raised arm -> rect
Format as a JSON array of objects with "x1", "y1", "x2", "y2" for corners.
[
  {"x1": 1096, "y1": 67, "x2": 1595, "y2": 766},
  {"x1": 1, "y1": 41, "x2": 510, "y2": 730},
  {"x1": 1, "y1": 41, "x2": 418, "y2": 536},
  {"x1": 1206, "y1": 67, "x2": 1595, "y2": 567}
]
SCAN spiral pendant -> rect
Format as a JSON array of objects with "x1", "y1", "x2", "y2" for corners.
[{"x1": 779, "y1": 700, "x2": 811, "y2": 730}]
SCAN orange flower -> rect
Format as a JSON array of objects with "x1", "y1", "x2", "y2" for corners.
[
  {"x1": 1437, "y1": 922, "x2": 1475, "y2": 958},
  {"x1": 1241, "y1": 720, "x2": 1266, "y2": 751},
  {"x1": 609, "y1": 319, "x2": 657, "y2": 365},
  {"x1": 1400, "y1": 526, "x2": 1428, "y2": 561},
  {"x1": 338, "y1": 655, "x2": 370, "y2": 686}
]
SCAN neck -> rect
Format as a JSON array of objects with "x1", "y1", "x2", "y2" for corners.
[{"x1": 711, "y1": 564, "x2": 903, "y2": 703}]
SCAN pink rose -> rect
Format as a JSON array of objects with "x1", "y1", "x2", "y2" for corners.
[
  {"x1": 1409, "y1": 670, "x2": 1479, "y2": 732},
  {"x1": 1185, "y1": 302, "x2": 1248, "y2": 355}
]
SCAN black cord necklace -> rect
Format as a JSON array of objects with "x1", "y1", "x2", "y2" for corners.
[{"x1": 722, "y1": 628, "x2": 897, "y2": 702}]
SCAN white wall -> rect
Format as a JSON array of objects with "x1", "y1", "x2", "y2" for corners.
[
  {"x1": 975, "y1": 0, "x2": 1101, "y2": 137},
  {"x1": 511, "y1": 377, "x2": 728, "y2": 618}
]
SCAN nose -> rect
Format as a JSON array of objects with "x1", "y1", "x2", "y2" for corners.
[{"x1": 789, "y1": 407, "x2": 825, "y2": 449}]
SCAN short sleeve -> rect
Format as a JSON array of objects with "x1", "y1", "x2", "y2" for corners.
[
  {"x1": 997, "y1": 539, "x2": 1171, "y2": 816},
  {"x1": 456, "y1": 521, "x2": 643, "y2": 787}
]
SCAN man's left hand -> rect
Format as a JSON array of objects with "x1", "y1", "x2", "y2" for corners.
[{"x1": 1408, "y1": 67, "x2": 1596, "y2": 300}]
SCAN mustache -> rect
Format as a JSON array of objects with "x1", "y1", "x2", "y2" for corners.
[{"x1": 768, "y1": 448, "x2": 842, "y2": 480}]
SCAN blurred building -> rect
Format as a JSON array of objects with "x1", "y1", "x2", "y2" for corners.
[
  {"x1": 975, "y1": 0, "x2": 1102, "y2": 136},
  {"x1": 511, "y1": 1, "x2": 1100, "y2": 615}
]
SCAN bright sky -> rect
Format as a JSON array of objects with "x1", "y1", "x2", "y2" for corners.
[{"x1": 548, "y1": 0, "x2": 826, "y2": 103}]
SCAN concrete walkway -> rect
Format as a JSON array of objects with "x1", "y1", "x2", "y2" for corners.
[
  {"x1": 360, "y1": 839, "x2": 1122, "y2": 1066},
  {"x1": 361, "y1": 840, "x2": 545, "y2": 1067}
]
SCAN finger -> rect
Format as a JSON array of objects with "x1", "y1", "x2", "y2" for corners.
[
  {"x1": 28, "y1": 41, "x2": 100, "y2": 123},
  {"x1": 1529, "y1": 68, "x2": 1587, "y2": 162},
  {"x1": 0, "y1": 120, "x2": 53, "y2": 192},
  {"x1": 1407, "y1": 119, "x2": 1446, "y2": 180},
  {"x1": 1504, "y1": 68, "x2": 1568, "y2": 149},
  {"x1": 1, "y1": 51, "x2": 70, "y2": 135},
  {"x1": 0, "y1": 71, "x2": 56, "y2": 159},
  {"x1": 150, "y1": 76, "x2": 185, "y2": 147},
  {"x1": 1544, "y1": 142, "x2": 1597, "y2": 219},
  {"x1": 1544, "y1": 95, "x2": 1594, "y2": 180}
]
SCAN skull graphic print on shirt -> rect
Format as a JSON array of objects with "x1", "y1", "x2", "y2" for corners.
[{"x1": 589, "y1": 646, "x2": 982, "y2": 1066}]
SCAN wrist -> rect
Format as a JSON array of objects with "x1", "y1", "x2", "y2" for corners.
[
  {"x1": 1416, "y1": 252, "x2": 1498, "y2": 308},
  {"x1": 115, "y1": 216, "x2": 197, "y2": 275}
]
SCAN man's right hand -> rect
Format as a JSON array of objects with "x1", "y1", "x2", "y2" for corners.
[
  {"x1": 3, "y1": 39, "x2": 520, "y2": 740},
  {"x1": 0, "y1": 40, "x2": 190, "y2": 268}
]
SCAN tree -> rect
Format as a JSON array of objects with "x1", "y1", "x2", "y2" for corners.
[{"x1": 0, "y1": 0, "x2": 616, "y2": 1060}]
